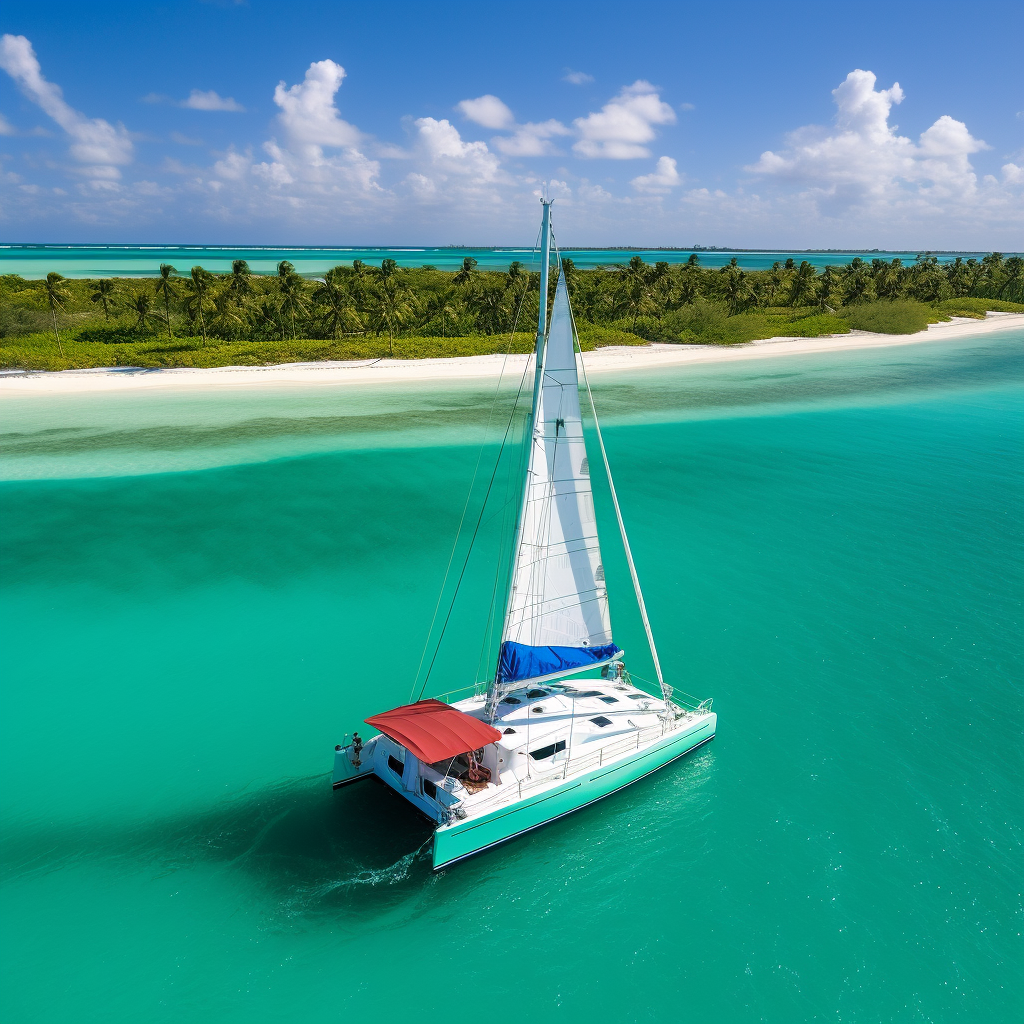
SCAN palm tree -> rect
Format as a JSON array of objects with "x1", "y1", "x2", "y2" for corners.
[
  {"x1": 506, "y1": 260, "x2": 526, "y2": 291},
  {"x1": 423, "y1": 287, "x2": 461, "y2": 339},
  {"x1": 279, "y1": 274, "x2": 308, "y2": 340},
  {"x1": 90, "y1": 279, "x2": 116, "y2": 320},
  {"x1": 154, "y1": 264, "x2": 178, "y2": 340},
  {"x1": 875, "y1": 259, "x2": 904, "y2": 300},
  {"x1": 453, "y1": 256, "x2": 478, "y2": 287},
  {"x1": 43, "y1": 272, "x2": 71, "y2": 357},
  {"x1": 723, "y1": 269, "x2": 752, "y2": 313},
  {"x1": 313, "y1": 268, "x2": 361, "y2": 340},
  {"x1": 229, "y1": 259, "x2": 253, "y2": 301},
  {"x1": 817, "y1": 265, "x2": 841, "y2": 311},
  {"x1": 377, "y1": 258, "x2": 398, "y2": 282},
  {"x1": 997, "y1": 256, "x2": 1023, "y2": 299},
  {"x1": 618, "y1": 256, "x2": 654, "y2": 330},
  {"x1": 184, "y1": 266, "x2": 215, "y2": 345},
  {"x1": 368, "y1": 278, "x2": 416, "y2": 355},
  {"x1": 131, "y1": 291, "x2": 154, "y2": 330},
  {"x1": 789, "y1": 261, "x2": 817, "y2": 306}
]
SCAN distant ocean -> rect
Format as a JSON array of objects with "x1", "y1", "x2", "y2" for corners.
[
  {"x1": 1, "y1": 329, "x2": 1022, "y2": 1022},
  {"x1": 1, "y1": 244, "x2": 1012, "y2": 279}
]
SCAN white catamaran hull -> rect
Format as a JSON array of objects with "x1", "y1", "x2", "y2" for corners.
[{"x1": 431, "y1": 711, "x2": 716, "y2": 870}]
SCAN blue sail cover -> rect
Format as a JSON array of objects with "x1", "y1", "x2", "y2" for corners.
[{"x1": 498, "y1": 641, "x2": 622, "y2": 685}]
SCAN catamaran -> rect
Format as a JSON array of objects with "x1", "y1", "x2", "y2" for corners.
[{"x1": 332, "y1": 201, "x2": 716, "y2": 871}]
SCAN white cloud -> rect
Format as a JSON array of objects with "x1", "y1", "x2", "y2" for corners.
[
  {"x1": 0, "y1": 113, "x2": 15, "y2": 136},
  {"x1": 412, "y1": 117, "x2": 502, "y2": 182},
  {"x1": 747, "y1": 69, "x2": 988, "y2": 210},
  {"x1": 1003, "y1": 163, "x2": 1024, "y2": 185},
  {"x1": 494, "y1": 119, "x2": 571, "y2": 157},
  {"x1": 273, "y1": 59, "x2": 361, "y2": 148},
  {"x1": 0, "y1": 34, "x2": 133, "y2": 177},
  {"x1": 212, "y1": 147, "x2": 252, "y2": 181},
  {"x1": 183, "y1": 89, "x2": 244, "y2": 112},
  {"x1": 456, "y1": 94, "x2": 514, "y2": 130},
  {"x1": 563, "y1": 70, "x2": 594, "y2": 86},
  {"x1": 573, "y1": 80, "x2": 676, "y2": 159},
  {"x1": 679, "y1": 102, "x2": 696, "y2": 112},
  {"x1": 630, "y1": 155, "x2": 681, "y2": 194}
]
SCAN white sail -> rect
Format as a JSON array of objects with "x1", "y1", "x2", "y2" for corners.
[{"x1": 500, "y1": 274, "x2": 614, "y2": 672}]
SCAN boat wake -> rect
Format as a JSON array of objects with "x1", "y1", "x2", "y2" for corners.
[{"x1": 281, "y1": 839, "x2": 434, "y2": 914}]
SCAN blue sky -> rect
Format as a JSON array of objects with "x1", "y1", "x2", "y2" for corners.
[{"x1": 1, "y1": 1, "x2": 1022, "y2": 247}]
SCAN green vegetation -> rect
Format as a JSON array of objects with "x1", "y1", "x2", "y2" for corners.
[{"x1": 2, "y1": 251, "x2": 1022, "y2": 372}]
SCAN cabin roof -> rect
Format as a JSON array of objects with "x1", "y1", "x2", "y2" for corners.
[{"x1": 365, "y1": 698, "x2": 502, "y2": 763}]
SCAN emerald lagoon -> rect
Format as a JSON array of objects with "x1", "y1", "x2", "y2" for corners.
[{"x1": 1, "y1": 332, "x2": 1021, "y2": 1022}]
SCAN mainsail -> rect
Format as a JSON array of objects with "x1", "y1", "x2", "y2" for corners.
[{"x1": 497, "y1": 272, "x2": 620, "y2": 684}]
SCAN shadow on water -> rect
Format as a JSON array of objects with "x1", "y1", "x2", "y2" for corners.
[
  {"x1": 0, "y1": 743, "x2": 721, "y2": 920},
  {"x1": 0, "y1": 775, "x2": 437, "y2": 915}
]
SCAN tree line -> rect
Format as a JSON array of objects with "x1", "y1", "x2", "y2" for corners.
[{"x1": 3, "y1": 251, "x2": 1022, "y2": 353}]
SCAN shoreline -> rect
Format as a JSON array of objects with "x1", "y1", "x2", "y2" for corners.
[{"x1": 2, "y1": 312, "x2": 1021, "y2": 396}]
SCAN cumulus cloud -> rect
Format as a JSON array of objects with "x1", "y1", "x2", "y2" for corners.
[
  {"x1": 183, "y1": 89, "x2": 245, "y2": 112},
  {"x1": 0, "y1": 34, "x2": 133, "y2": 178},
  {"x1": 456, "y1": 94, "x2": 570, "y2": 157},
  {"x1": 573, "y1": 80, "x2": 676, "y2": 159},
  {"x1": 493, "y1": 119, "x2": 571, "y2": 157},
  {"x1": 1003, "y1": 163, "x2": 1024, "y2": 185},
  {"x1": 747, "y1": 69, "x2": 988, "y2": 210},
  {"x1": 456, "y1": 94, "x2": 514, "y2": 130},
  {"x1": 630, "y1": 155, "x2": 681, "y2": 194},
  {"x1": 563, "y1": 70, "x2": 594, "y2": 86},
  {"x1": 0, "y1": 113, "x2": 16, "y2": 136},
  {"x1": 412, "y1": 117, "x2": 502, "y2": 182},
  {"x1": 273, "y1": 60, "x2": 362, "y2": 148}
]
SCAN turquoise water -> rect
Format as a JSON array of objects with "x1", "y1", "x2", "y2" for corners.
[
  {"x1": 1, "y1": 333, "x2": 1022, "y2": 1022},
  {"x1": 2, "y1": 244, "x2": 1009, "y2": 279}
]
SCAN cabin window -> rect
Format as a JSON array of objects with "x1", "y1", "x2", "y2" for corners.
[
  {"x1": 590, "y1": 716, "x2": 613, "y2": 728},
  {"x1": 503, "y1": 727, "x2": 516, "y2": 735},
  {"x1": 387, "y1": 755, "x2": 404, "y2": 776},
  {"x1": 571, "y1": 690, "x2": 603, "y2": 698},
  {"x1": 627, "y1": 693, "x2": 649, "y2": 700},
  {"x1": 531, "y1": 706, "x2": 546, "y2": 714},
  {"x1": 526, "y1": 688, "x2": 548, "y2": 699},
  {"x1": 600, "y1": 696, "x2": 620, "y2": 704},
  {"x1": 423, "y1": 779, "x2": 437, "y2": 800},
  {"x1": 500, "y1": 696, "x2": 521, "y2": 705},
  {"x1": 529, "y1": 740, "x2": 567, "y2": 761}
]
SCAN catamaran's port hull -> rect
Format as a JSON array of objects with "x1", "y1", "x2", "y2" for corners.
[{"x1": 432, "y1": 713, "x2": 716, "y2": 871}]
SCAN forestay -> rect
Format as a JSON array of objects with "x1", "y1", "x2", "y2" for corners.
[{"x1": 497, "y1": 274, "x2": 620, "y2": 684}]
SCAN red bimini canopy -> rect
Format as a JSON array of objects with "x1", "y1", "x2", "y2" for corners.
[{"x1": 365, "y1": 699, "x2": 502, "y2": 764}]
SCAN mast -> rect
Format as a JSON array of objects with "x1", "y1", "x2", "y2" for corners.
[{"x1": 486, "y1": 200, "x2": 552, "y2": 717}]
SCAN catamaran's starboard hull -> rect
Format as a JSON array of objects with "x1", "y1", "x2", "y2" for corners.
[{"x1": 432, "y1": 712, "x2": 716, "y2": 870}]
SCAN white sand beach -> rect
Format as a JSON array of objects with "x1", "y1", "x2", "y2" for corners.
[{"x1": 2, "y1": 311, "x2": 1022, "y2": 397}]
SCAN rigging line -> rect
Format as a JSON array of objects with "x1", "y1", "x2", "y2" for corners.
[
  {"x1": 413, "y1": 254, "x2": 538, "y2": 703},
  {"x1": 570, "y1": 287, "x2": 670, "y2": 697},
  {"x1": 409, "y1": 227, "x2": 541, "y2": 703},
  {"x1": 416, "y1": 356, "x2": 532, "y2": 703}
]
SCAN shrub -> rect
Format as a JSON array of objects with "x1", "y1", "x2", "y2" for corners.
[
  {"x1": 935, "y1": 297, "x2": 1024, "y2": 316},
  {"x1": 844, "y1": 300, "x2": 942, "y2": 335},
  {"x1": 575, "y1": 323, "x2": 648, "y2": 348},
  {"x1": 75, "y1": 325, "x2": 158, "y2": 345},
  {"x1": 604, "y1": 315, "x2": 660, "y2": 340},
  {"x1": 658, "y1": 299, "x2": 730, "y2": 343},
  {"x1": 0, "y1": 304, "x2": 49, "y2": 337}
]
